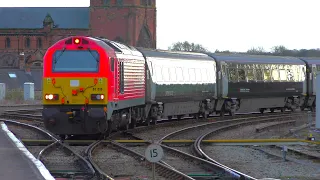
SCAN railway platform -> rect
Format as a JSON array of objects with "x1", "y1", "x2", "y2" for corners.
[{"x1": 0, "y1": 122, "x2": 54, "y2": 180}]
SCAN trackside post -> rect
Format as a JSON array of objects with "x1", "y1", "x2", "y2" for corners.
[
  {"x1": 145, "y1": 143, "x2": 164, "y2": 180},
  {"x1": 317, "y1": 73, "x2": 320, "y2": 129}
]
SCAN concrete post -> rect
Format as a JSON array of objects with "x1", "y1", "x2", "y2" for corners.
[
  {"x1": 0, "y1": 83, "x2": 5, "y2": 100},
  {"x1": 24, "y1": 82, "x2": 34, "y2": 100}
]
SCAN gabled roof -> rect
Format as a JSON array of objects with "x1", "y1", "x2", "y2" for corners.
[{"x1": 0, "y1": 7, "x2": 89, "y2": 29}]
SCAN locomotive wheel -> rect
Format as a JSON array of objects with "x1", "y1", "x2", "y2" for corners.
[
  {"x1": 129, "y1": 118, "x2": 137, "y2": 129},
  {"x1": 193, "y1": 114, "x2": 199, "y2": 120},
  {"x1": 168, "y1": 116, "x2": 172, "y2": 120},
  {"x1": 220, "y1": 110, "x2": 225, "y2": 117},
  {"x1": 259, "y1": 108, "x2": 264, "y2": 114},
  {"x1": 280, "y1": 108, "x2": 285, "y2": 112},
  {"x1": 229, "y1": 111, "x2": 235, "y2": 116},
  {"x1": 120, "y1": 123, "x2": 129, "y2": 131},
  {"x1": 270, "y1": 108, "x2": 275, "y2": 113},
  {"x1": 104, "y1": 121, "x2": 112, "y2": 137},
  {"x1": 151, "y1": 116, "x2": 158, "y2": 125},
  {"x1": 144, "y1": 118, "x2": 150, "y2": 126},
  {"x1": 202, "y1": 113, "x2": 208, "y2": 119}
]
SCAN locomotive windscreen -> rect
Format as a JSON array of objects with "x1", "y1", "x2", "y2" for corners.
[{"x1": 52, "y1": 50, "x2": 99, "y2": 72}]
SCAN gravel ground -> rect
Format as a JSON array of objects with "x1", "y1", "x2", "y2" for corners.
[
  {"x1": 133, "y1": 119, "x2": 212, "y2": 141},
  {"x1": 127, "y1": 144, "x2": 214, "y2": 177},
  {"x1": 200, "y1": 116, "x2": 320, "y2": 179},
  {"x1": 202, "y1": 145, "x2": 320, "y2": 179},
  {"x1": 205, "y1": 116, "x2": 310, "y2": 140},
  {"x1": 40, "y1": 145, "x2": 84, "y2": 172},
  {"x1": 6, "y1": 123, "x2": 50, "y2": 140},
  {"x1": 92, "y1": 143, "x2": 167, "y2": 180}
]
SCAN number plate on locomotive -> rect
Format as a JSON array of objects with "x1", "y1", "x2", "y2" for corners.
[{"x1": 70, "y1": 80, "x2": 79, "y2": 87}]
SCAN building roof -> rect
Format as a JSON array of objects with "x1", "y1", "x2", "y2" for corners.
[
  {"x1": 0, "y1": 69, "x2": 42, "y2": 90},
  {"x1": 0, "y1": 7, "x2": 89, "y2": 29}
]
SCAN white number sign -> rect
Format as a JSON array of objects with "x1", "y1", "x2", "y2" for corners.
[{"x1": 145, "y1": 144, "x2": 164, "y2": 163}]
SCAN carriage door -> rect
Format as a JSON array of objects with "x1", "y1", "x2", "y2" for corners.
[
  {"x1": 219, "y1": 61, "x2": 228, "y2": 97},
  {"x1": 312, "y1": 64, "x2": 316, "y2": 96}
]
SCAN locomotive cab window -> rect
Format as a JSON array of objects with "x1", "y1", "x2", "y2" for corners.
[{"x1": 52, "y1": 50, "x2": 99, "y2": 72}]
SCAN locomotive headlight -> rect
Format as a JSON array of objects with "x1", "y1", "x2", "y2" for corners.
[
  {"x1": 91, "y1": 94, "x2": 105, "y2": 100},
  {"x1": 45, "y1": 94, "x2": 59, "y2": 100},
  {"x1": 48, "y1": 94, "x2": 54, "y2": 100}
]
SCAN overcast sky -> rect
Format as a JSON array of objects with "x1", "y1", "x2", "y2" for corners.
[{"x1": 1, "y1": 0, "x2": 319, "y2": 52}]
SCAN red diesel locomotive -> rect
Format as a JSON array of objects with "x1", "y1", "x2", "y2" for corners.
[{"x1": 42, "y1": 36, "x2": 149, "y2": 137}]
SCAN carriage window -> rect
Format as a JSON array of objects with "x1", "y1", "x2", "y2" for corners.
[
  {"x1": 155, "y1": 66, "x2": 163, "y2": 82},
  {"x1": 286, "y1": 69, "x2": 293, "y2": 81},
  {"x1": 176, "y1": 67, "x2": 183, "y2": 82},
  {"x1": 201, "y1": 69, "x2": 208, "y2": 82},
  {"x1": 238, "y1": 69, "x2": 245, "y2": 81},
  {"x1": 110, "y1": 58, "x2": 114, "y2": 71},
  {"x1": 228, "y1": 68, "x2": 237, "y2": 81},
  {"x1": 264, "y1": 70, "x2": 271, "y2": 81},
  {"x1": 195, "y1": 68, "x2": 201, "y2": 82},
  {"x1": 247, "y1": 69, "x2": 254, "y2": 81},
  {"x1": 162, "y1": 67, "x2": 170, "y2": 82},
  {"x1": 189, "y1": 68, "x2": 196, "y2": 82},
  {"x1": 169, "y1": 67, "x2": 177, "y2": 82},
  {"x1": 183, "y1": 68, "x2": 190, "y2": 82},
  {"x1": 293, "y1": 67, "x2": 300, "y2": 82},
  {"x1": 279, "y1": 70, "x2": 286, "y2": 81},
  {"x1": 255, "y1": 69, "x2": 263, "y2": 81},
  {"x1": 271, "y1": 70, "x2": 279, "y2": 81}
]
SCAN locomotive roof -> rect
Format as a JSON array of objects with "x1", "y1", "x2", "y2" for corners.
[
  {"x1": 207, "y1": 53, "x2": 305, "y2": 65},
  {"x1": 299, "y1": 57, "x2": 320, "y2": 65},
  {"x1": 137, "y1": 48, "x2": 214, "y2": 61}
]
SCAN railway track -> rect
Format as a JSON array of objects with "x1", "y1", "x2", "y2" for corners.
[
  {"x1": 0, "y1": 119, "x2": 95, "y2": 179},
  {"x1": 1, "y1": 108, "x2": 316, "y2": 179},
  {"x1": 192, "y1": 112, "x2": 319, "y2": 179}
]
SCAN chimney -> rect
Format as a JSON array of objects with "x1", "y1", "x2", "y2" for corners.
[{"x1": 19, "y1": 52, "x2": 25, "y2": 70}]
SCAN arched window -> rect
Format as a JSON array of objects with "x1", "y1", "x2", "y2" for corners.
[
  {"x1": 37, "y1": 38, "x2": 42, "y2": 48},
  {"x1": 25, "y1": 37, "x2": 30, "y2": 48},
  {"x1": 5, "y1": 37, "x2": 10, "y2": 48}
]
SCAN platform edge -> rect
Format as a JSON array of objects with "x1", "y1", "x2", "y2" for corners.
[{"x1": 0, "y1": 122, "x2": 55, "y2": 180}]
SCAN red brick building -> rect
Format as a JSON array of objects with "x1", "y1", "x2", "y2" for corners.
[{"x1": 0, "y1": 0, "x2": 156, "y2": 70}]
